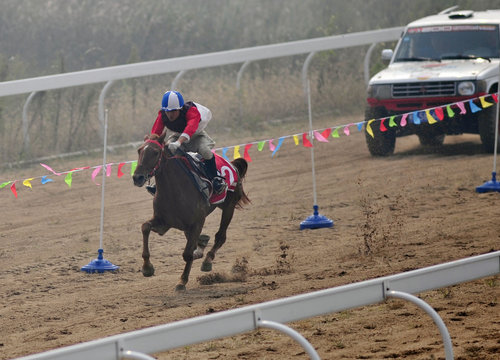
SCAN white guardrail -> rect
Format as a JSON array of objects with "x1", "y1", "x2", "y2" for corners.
[
  {"x1": 0, "y1": 27, "x2": 404, "y2": 155},
  {"x1": 13, "y1": 250, "x2": 499, "y2": 360}
]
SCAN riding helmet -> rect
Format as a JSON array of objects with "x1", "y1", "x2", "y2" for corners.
[{"x1": 161, "y1": 91, "x2": 184, "y2": 111}]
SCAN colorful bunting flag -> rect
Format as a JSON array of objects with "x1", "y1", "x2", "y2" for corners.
[
  {"x1": 321, "y1": 128, "x2": 332, "y2": 138},
  {"x1": 388, "y1": 116, "x2": 397, "y2": 127},
  {"x1": 425, "y1": 110, "x2": 437, "y2": 124},
  {"x1": 0, "y1": 181, "x2": 11, "y2": 189},
  {"x1": 41, "y1": 176, "x2": 53, "y2": 184},
  {"x1": 380, "y1": 118, "x2": 387, "y2": 132},
  {"x1": 243, "y1": 144, "x2": 253, "y2": 162},
  {"x1": 480, "y1": 96, "x2": 493, "y2": 109},
  {"x1": 435, "y1": 107, "x2": 444, "y2": 120},
  {"x1": 130, "y1": 161, "x2": 137, "y2": 176},
  {"x1": 469, "y1": 100, "x2": 481, "y2": 113},
  {"x1": 11, "y1": 182, "x2": 17, "y2": 198},
  {"x1": 293, "y1": 135, "x2": 299, "y2": 145},
  {"x1": 117, "y1": 163, "x2": 125, "y2": 178},
  {"x1": 257, "y1": 141, "x2": 265, "y2": 151},
  {"x1": 271, "y1": 137, "x2": 285, "y2": 157},
  {"x1": 234, "y1": 145, "x2": 241, "y2": 159},
  {"x1": 22, "y1": 178, "x2": 34, "y2": 189},
  {"x1": 332, "y1": 127, "x2": 340, "y2": 138},
  {"x1": 446, "y1": 105, "x2": 455, "y2": 118},
  {"x1": 222, "y1": 147, "x2": 229, "y2": 160},
  {"x1": 457, "y1": 102, "x2": 466, "y2": 114},
  {"x1": 400, "y1": 113, "x2": 408, "y2": 127},
  {"x1": 313, "y1": 130, "x2": 328, "y2": 142},
  {"x1": 302, "y1": 133, "x2": 313, "y2": 147},
  {"x1": 65, "y1": 172, "x2": 73, "y2": 188},
  {"x1": 366, "y1": 120, "x2": 375, "y2": 138}
]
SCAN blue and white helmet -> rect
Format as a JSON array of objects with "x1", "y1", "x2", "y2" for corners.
[{"x1": 161, "y1": 91, "x2": 184, "y2": 111}]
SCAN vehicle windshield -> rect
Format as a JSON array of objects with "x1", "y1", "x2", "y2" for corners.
[{"x1": 394, "y1": 25, "x2": 500, "y2": 62}]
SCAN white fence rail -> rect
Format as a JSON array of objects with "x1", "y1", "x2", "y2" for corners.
[{"x1": 14, "y1": 250, "x2": 500, "y2": 360}]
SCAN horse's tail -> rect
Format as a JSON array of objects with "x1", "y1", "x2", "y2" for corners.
[{"x1": 231, "y1": 158, "x2": 250, "y2": 208}]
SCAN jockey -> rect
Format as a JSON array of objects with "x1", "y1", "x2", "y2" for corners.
[{"x1": 146, "y1": 90, "x2": 226, "y2": 196}]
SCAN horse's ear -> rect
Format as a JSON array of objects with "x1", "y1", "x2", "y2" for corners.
[
  {"x1": 143, "y1": 134, "x2": 150, "y2": 141},
  {"x1": 159, "y1": 131, "x2": 167, "y2": 144}
]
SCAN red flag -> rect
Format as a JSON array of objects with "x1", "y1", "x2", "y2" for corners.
[
  {"x1": 492, "y1": 93, "x2": 498, "y2": 103},
  {"x1": 434, "y1": 107, "x2": 444, "y2": 120},
  {"x1": 243, "y1": 144, "x2": 253, "y2": 162},
  {"x1": 380, "y1": 118, "x2": 387, "y2": 132},
  {"x1": 117, "y1": 163, "x2": 125, "y2": 178},
  {"x1": 321, "y1": 128, "x2": 332, "y2": 138},
  {"x1": 10, "y1": 182, "x2": 17, "y2": 198},
  {"x1": 302, "y1": 133, "x2": 313, "y2": 147}
]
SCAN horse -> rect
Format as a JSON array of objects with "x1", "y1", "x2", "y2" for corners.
[{"x1": 132, "y1": 133, "x2": 250, "y2": 291}]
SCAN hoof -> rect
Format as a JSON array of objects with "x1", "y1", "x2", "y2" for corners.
[
  {"x1": 142, "y1": 264, "x2": 155, "y2": 277},
  {"x1": 201, "y1": 262, "x2": 212, "y2": 272},
  {"x1": 175, "y1": 284, "x2": 186, "y2": 292}
]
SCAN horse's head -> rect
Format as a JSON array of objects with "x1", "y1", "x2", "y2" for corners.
[{"x1": 133, "y1": 133, "x2": 166, "y2": 187}]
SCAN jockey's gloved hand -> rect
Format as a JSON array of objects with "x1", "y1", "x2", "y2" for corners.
[{"x1": 168, "y1": 140, "x2": 181, "y2": 153}]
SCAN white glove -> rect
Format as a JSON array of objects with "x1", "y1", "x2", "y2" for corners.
[{"x1": 168, "y1": 140, "x2": 181, "y2": 153}]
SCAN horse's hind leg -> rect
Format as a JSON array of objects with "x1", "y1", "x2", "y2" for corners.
[{"x1": 201, "y1": 206, "x2": 235, "y2": 272}]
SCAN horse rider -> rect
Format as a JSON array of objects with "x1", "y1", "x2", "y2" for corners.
[{"x1": 146, "y1": 90, "x2": 226, "y2": 196}]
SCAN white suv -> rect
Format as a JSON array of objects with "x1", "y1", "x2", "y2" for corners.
[{"x1": 365, "y1": 8, "x2": 500, "y2": 156}]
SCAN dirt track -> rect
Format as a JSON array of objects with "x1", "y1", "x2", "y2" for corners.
[{"x1": 1, "y1": 118, "x2": 499, "y2": 359}]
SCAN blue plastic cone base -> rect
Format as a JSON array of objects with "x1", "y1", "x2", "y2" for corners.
[
  {"x1": 300, "y1": 205, "x2": 334, "y2": 230},
  {"x1": 476, "y1": 172, "x2": 500, "y2": 193},
  {"x1": 81, "y1": 249, "x2": 119, "y2": 273}
]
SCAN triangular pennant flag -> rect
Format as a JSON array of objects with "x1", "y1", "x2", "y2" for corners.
[
  {"x1": 457, "y1": 102, "x2": 467, "y2": 114},
  {"x1": 480, "y1": 96, "x2": 494, "y2": 109},
  {"x1": 492, "y1": 93, "x2": 498, "y2": 103},
  {"x1": 380, "y1": 118, "x2": 387, "y2": 132},
  {"x1": 435, "y1": 107, "x2": 444, "y2": 120},
  {"x1": 388, "y1": 116, "x2": 397, "y2": 127},
  {"x1": 412, "y1": 111, "x2": 421, "y2": 125},
  {"x1": 400, "y1": 113, "x2": 408, "y2": 127},
  {"x1": 257, "y1": 141, "x2": 265, "y2": 151},
  {"x1": 65, "y1": 172, "x2": 73, "y2": 188},
  {"x1": 293, "y1": 135, "x2": 299, "y2": 145},
  {"x1": 313, "y1": 130, "x2": 328, "y2": 142},
  {"x1": 234, "y1": 145, "x2": 241, "y2": 159},
  {"x1": 268, "y1": 139, "x2": 275, "y2": 152},
  {"x1": 469, "y1": 100, "x2": 481, "y2": 113},
  {"x1": 331, "y1": 127, "x2": 340, "y2": 138},
  {"x1": 344, "y1": 124, "x2": 353, "y2": 136},
  {"x1": 0, "y1": 181, "x2": 12, "y2": 189},
  {"x1": 425, "y1": 110, "x2": 437, "y2": 124},
  {"x1": 106, "y1": 164, "x2": 112, "y2": 176},
  {"x1": 446, "y1": 105, "x2": 455, "y2": 118},
  {"x1": 10, "y1": 182, "x2": 17, "y2": 198},
  {"x1": 22, "y1": 178, "x2": 34, "y2": 189},
  {"x1": 117, "y1": 163, "x2": 125, "y2": 178},
  {"x1": 40, "y1": 163, "x2": 62, "y2": 176},
  {"x1": 92, "y1": 166, "x2": 102, "y2": 185},
  {"x1": 130, "y1": 161, "x2": 137, "y2": 176},
  {"x1": 243, "y1": 144, "x2": 253, "y2": 162},
  {"x1": 366, "y1": 119, "x2": 375, "y2": 138},
  {"x1": 321, "y1": 128, "x2": 332, "y2": 138},
  {"x1": 222, "y1": 147, "x2": 229, "y2": 161},
  {"x1": 356, "y1": 122, "x2": 364, "y2": 131},
  {"x1": 41, "y1": 176, "x2": 53, "y2": 184},
  {"x1": 271, "y1": 137, "x2": 285, "y2": 157},
  {"x1": 302, "y1": 133, "x2": 313, "y2": 147}
]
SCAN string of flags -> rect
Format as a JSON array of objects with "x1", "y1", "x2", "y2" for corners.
[{"x1": 1, "y1": 93, "x2": 498, "y2": 198}]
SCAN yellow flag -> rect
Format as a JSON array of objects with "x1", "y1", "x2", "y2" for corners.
[
  {"x1": 480, "y1": 96, "x2": 493, "y2": 109},
  {"x1": 366, "y1": 119, "x2": 375, "y2": 138},
  {"x1": 293, "y1": 135, "x2": 299, "y2": 145},
  {"x1": 425, "y1": 110, "x2": 437, "y2": 124},
  {"x1": 22, "y1": 178, "x2": 34, "y2": 189},
  {"x1": 234, "y1": 145, "x2": 241, "y2": 159}
]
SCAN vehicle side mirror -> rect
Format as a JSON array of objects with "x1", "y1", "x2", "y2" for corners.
[{"x1": 381, "y1": 49, "x2": 393, "y2": 63}]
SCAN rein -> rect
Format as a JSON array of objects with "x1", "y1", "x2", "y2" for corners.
[{"x1": 143, "y1": 139, "x2": 165, "y2": 179}]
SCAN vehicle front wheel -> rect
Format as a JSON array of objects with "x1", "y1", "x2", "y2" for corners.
[
  {"x1": 364, "y1": 107, "x2": 396, "y2": 156},
  {"x1": 478, "y1": 102, "x2": 500, "y2": 153}
]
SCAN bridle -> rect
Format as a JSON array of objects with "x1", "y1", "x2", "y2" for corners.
[{"x1": 140, "y1": 139, "x2": 165, "y2": 180}]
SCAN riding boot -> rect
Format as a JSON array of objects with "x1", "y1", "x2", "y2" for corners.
[
  {"x1": 146, "y1": 184, "x2": 156, "y2": 196},
  {"x1": 205, "y1": 156, "x2": 226, "y2": 194}
]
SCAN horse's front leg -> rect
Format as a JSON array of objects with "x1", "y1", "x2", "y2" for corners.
[
  {"x1": 141, "y1": 218, "x2": 168, "y2": 277},
  {"x1": 176, "y1": 226, "x2": 203, "y2": 291}
]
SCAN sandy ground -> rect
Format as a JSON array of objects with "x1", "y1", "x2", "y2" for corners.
[{"x1": 0, "y1": 121, "x2": 499, "y2": 360}]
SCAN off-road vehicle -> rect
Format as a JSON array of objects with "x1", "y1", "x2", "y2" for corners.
[{"x1": 365, "y1": 7, "x2": 500, "y2": 156}]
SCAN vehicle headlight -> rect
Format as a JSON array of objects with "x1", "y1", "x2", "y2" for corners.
[
  {"x1": 367, "y1": 84, "x2": 392, "y2": 99},
  {"x1": 457, "y1": 81, "x2": 475, "y2": 96}
]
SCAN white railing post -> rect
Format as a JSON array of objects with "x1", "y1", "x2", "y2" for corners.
[{"x1": 386, "y1": 290, "x2": 454, "y2": 360}]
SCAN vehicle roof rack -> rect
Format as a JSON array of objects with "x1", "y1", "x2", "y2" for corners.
[{"x1": 448, "y1": 10, "x2": 474, "y2": 19}]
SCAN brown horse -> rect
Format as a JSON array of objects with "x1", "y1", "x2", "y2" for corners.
[{"x1": 132, "y1": 133, "x2": 250, "y2": 291}]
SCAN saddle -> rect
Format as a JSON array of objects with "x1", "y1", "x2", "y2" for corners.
[{"x1": 172, "y1": 150, "x2": 232, "y2": 205}]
